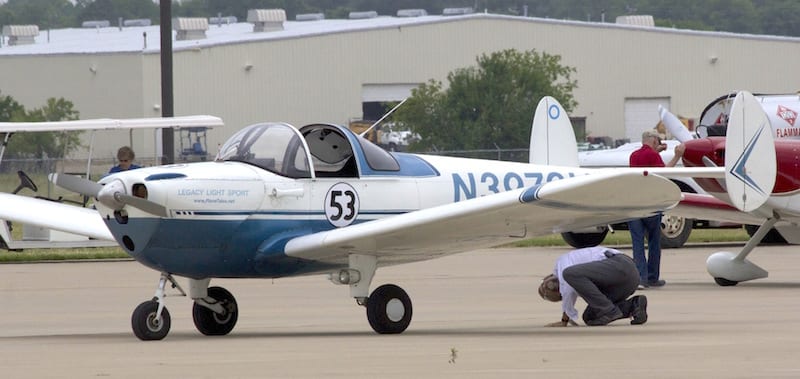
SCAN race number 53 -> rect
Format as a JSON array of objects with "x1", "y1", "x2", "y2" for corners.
[{"x1": 325, "y1": 182, "x2": 359, "y2": 227}]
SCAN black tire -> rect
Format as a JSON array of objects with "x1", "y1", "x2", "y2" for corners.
[
  {"x1": 131, "y1": 300, "x2": 171, "y2": 341},
  {"x1": 192, "y1": 286, "x2": 238, "y2": 336},
  {"x1": 660, "y1": 213, "x2": 692, "y2": 249},
  {"x1": 366, "y1": 284, "x2": 412, "y2": 334},
  {"x1": 744, "y1": 225, "x2": 787, "y2": 244},
  {"x1": 561, "y1": 229, "x2": 609, "y2": 248},
  {"x1": 714, "y1": 277, "x2": 739, "y2": 287}
]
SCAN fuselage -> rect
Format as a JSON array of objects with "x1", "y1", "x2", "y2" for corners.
[
  {"x1": 682, "y1": 136, "x2": 800, "y2": 213},
  {"x1": 95, "y1": 122, "x2": 588, "y2": 279}
]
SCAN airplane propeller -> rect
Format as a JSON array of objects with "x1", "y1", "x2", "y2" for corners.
[
  {"x1": 49, "y1": 173, "x2": 167, "y2": 217},
  {"x1": 49, "y1": 173, "x2": 102, "y2": 197},
  {"x1": 659, "y1": 105, "x2": 695, "y2": 143}
]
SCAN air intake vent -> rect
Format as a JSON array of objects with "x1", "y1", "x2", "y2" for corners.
[
  {"x1": 247, "y1": 9, "x2": 286, "y2": 32},
  {"x1": 209, "y1": 16, "x2": 237, "y2": 25},
  {"x1": 173, "y1": 17, "x2": 209, "y2": 40},
  {"x1": 349, "y1": 11, "x2": 378, "y2": 19},
  {"x1": 397, "y1": 9, "x2": 427, "y2": 17},
  {"x1": 82, "y1": 20, "x2": 110, "y2": 28},
  {"x1": 443, "y1": 7, "x2": 474, "y2": 16},
  {"x1": 296, "y1": 13, "x2": 325, "y2": 21},
  {"x1": 2, "y1": 25, "x2": 39, "y2": 45},
  {"x1": 615, "y1": 15, "x2": 655, "y2": 27},
  {"x1": 123, "y1": 19, "x2": 152, "y2": 27}
]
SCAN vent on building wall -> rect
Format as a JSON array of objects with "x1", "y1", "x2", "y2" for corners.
[
  {"x1": 2, "y1": 25, "x2": 39, "y2": 45},
  {"x1": 615, "y1": 15, "x2": 655, "y2": 27},
  {"x1": 81, "y1": 20, "x2": 110, "y2": 28},
  {"x1": 247, "y1": 9, "x2": 286, "y2": 32},
  {"x1": 397, "y1": 9, "x2": 427, "y2": 17},
  {"x1": 443, "y1": 7, "x2": 474, "y2": 16},
  {"x1": 123, "y1": 19, "x2": 152, "y2": 27},
  {"x1": 296, "y1": 13, "x2": 325, "y2": 21},
  {"x1": 173, "y1": 17, "x2": 209, "y2": 40},
  {"x1": 349, "y1": 11, "x2": 378, "y2": 19}
]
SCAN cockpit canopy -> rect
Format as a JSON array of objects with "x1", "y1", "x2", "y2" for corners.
[{"x1": 216, "y1": 122, "x2": 400, "y2": 178}]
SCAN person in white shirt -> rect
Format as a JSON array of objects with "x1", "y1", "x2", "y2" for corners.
[{"x1": 538, "y1": 246, "x2": 648, "y2": 326}]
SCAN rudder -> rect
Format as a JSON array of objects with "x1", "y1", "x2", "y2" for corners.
[{"x1": 529, "y1": 96, "x2": 578, "y2": 167}]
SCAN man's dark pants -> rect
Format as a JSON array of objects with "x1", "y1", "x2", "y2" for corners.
[
  {"x1": 628, "y1": 213, "x2": 663, "y2": 283},
  {"x1": 562, "y1": 253, "x2": 640, "y2": 323}
]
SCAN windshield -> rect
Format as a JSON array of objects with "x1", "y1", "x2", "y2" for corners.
[{"x1": 216, "y1": 122, "x2": 311, "y2": 178}]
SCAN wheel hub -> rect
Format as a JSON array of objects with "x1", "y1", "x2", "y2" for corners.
[{"x1": 386, "y1": 298, "x2": 405, "y2": 322}]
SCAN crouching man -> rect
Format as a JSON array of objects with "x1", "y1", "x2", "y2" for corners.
[{"x1": 538, "y1": 246, "x2": 648, "y2": 326}]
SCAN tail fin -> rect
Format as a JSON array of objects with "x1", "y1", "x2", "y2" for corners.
[
  {"x1": 724, "y1": 91, "x2": 776, "y2": 212},
  {"x1": 529, "y1": 96, "x2": 578, "y2": 166}
]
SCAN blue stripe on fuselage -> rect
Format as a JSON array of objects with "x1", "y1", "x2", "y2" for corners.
[{"x1": 104, "y1": 214, "x2": 403, "y2": 278}]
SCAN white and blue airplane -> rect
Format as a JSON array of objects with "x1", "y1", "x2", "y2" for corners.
[{"x1": 0, "y1": 97, "x2": 745, "y2": 340}]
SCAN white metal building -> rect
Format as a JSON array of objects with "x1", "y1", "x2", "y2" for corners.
[{"x1": 0, "y1": 12, "x2": 798, "y2": 162}]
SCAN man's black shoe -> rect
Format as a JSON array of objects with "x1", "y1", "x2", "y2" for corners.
[
  {"x1": 585, "y1": 308, "x2": 624, "y2": 326},
  {"x1": 648, "y1": 279, "x2": 666, "y2": 287},
  {"x1": 630, "y1": 295, "x2": 648, "y2": 325}
]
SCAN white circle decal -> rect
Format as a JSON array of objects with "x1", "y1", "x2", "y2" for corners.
[{"x1": 324, "y1": 182, "x2": 359, "y2": 227}]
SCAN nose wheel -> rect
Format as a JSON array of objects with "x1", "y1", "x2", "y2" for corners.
[{"x1": 131, "y1": 300, "x2": 171, "y2": 341}]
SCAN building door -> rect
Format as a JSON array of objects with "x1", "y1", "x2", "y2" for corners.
[{"x1": 624, "y1": 97, "x2": 670, "y2": 142}]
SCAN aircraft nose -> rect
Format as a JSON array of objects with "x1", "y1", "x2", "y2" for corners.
[
  {"x1": 97, "y1": 179, "x2": 127, "y2": 210},
  {"x1": 682, "y1": 137, "x2": 726, "y2": 167}
]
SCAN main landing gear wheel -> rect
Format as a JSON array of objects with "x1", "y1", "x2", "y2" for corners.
[
  {"x1": 561, "y1": 229, "x2": 609, "y2": 248},
  {"x1": 131, "y1": 300, "x2": 171, "y2": 341},
  {"x1": 366, "y1": 284, "x2": 412, "y2": 334},
  {"x1": 660, "y1": 214, "x2": 692, "y2": 248},
  {"x1": 714, "y1": 277, "x2": 739, "y2": 287},
  {"x1": 193, "y1": 286, "x2": 238, "y2": 336}
]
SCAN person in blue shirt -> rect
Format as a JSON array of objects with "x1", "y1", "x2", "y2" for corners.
[
  {"x1": 538, "y1": 246, "x2": 648, "y2": 326},
  {"x1": 109, "y1": 146, "x2": 141, "y2": 173}
]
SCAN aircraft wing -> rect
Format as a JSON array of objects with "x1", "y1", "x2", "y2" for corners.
[
  {"x1": 671, "y1": 192, "x2": 766, "y2": 226},
  {"x1": 0, "y1": 193, "x2": 113, "y2": 240},
  {"x1": 0, "y1": 115, "x2": 223, "y2": 133},
  {"x1": 284, "y1": 171, "x2": 680, "y2": 264}
]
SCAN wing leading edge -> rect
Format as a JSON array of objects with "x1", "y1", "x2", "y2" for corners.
[
  {"x1": 0, "y1": 193, "x2": 113, "y2": 240},
  {"x1": 0, "y1": 115, "x2": 223, "y2": 133},
  {"x1": 284, "y1": 171, "x2": 681, "y2": 265}
]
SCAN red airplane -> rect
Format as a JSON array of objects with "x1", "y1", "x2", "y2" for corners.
[{"x1": 676, "y1": 91, "x2": 795, "y2": 286}]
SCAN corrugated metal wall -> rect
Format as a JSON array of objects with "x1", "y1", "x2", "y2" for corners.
[{"x1": 1, "y1": 15, "x2": 798, "y2": 162}]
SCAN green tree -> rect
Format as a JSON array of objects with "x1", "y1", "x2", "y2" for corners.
[
  {"x1": 75, "y1": 0, "x2": 158, "y2": 25},
  {"x1": 0, "y1": 0, "x2": 77, "y2": 29},
  {"x1": 0, "y1": 92, "x2": 26, "y2": 122},
  {"x1": 1, "y1": 96, "x2": 82, "y2": 160},
  {"x1": 393, "y1": 49, "x2": 577, "y2": 156}
]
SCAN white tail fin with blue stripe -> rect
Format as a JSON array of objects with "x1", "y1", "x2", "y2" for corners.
[
  {"x1": 724, "y1": 91, "x2": 776, "y2": 212},
  {"x1": 529, "y1": 96, "x2": 579, "y2": 167}
]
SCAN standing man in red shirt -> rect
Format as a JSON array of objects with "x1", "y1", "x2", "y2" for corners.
[{"x1": 628, "y1": 129, "x2": 685, "y2": 288}]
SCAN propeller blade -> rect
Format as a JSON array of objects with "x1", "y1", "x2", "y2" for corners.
[
  {"x1": 49, "y1": 173, "x2": 103, "y2": 197},
  {"x1": 115, "y1": 193, "x2": 168, "y2": 217},
  {"x1": 659, "y1": 105, "x2": 694, "y2": 143}
]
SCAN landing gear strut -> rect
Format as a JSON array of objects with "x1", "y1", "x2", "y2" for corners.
[
  {"x1": 707, "y1": 216, "x2": 777, "y2": 286},
  {"x1": 131, "y1": 272, "x2": 183, "y2": 340}
]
